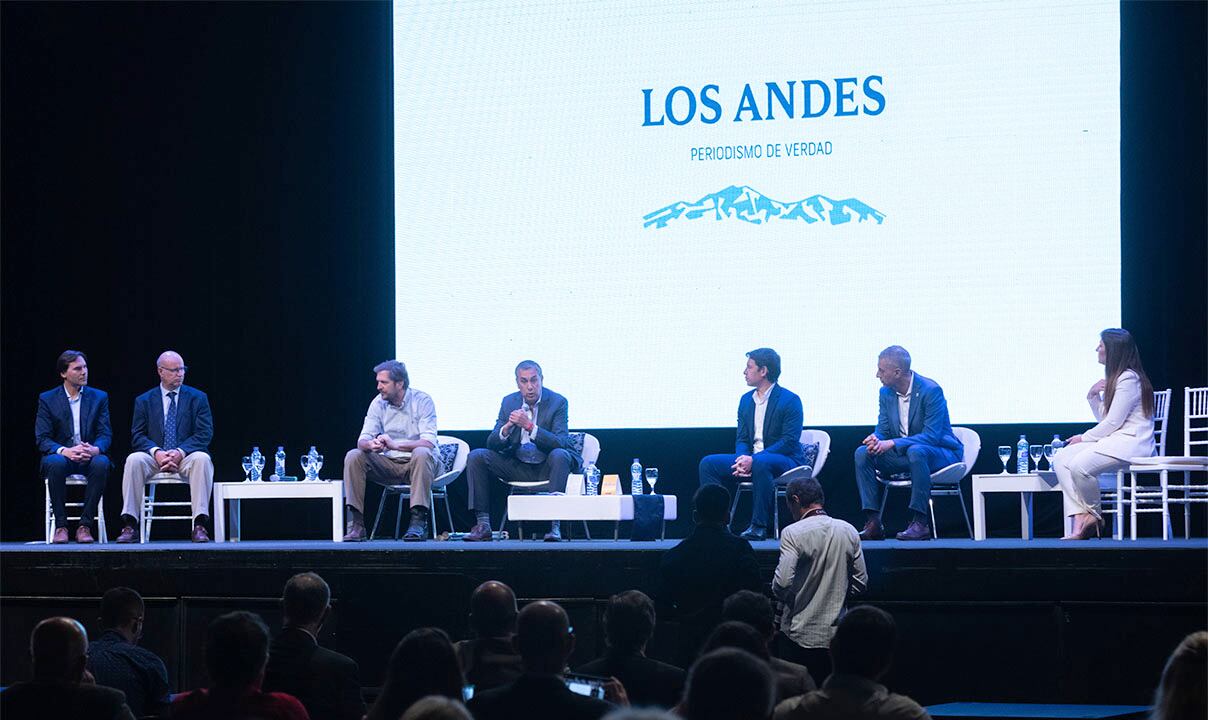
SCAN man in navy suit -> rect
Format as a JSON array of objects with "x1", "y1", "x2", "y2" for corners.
[
  {"x1": 699, "y1": 348, "x2": 807, "y2": 541},
  {"x1": 465, "y1": 360, "x2": 582, "y2": 542},
  {"x1": 35, "y1": 350, "x2": 112, "y2": 544},
  {"x1": 854, "y1": 345, "x2": 963, "y2": 541},
  {"x1": 117, "y1": 351, "x2": 214, "y2": 543}
]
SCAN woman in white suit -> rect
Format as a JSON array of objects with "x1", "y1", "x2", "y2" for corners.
[{"x1": 1053, "y1": 328, "x2": 1155, "y2": 540}]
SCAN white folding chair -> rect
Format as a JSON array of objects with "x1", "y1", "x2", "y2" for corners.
[
  {"x1": 500, "y1": 432, "x2": 599, "y2": 540},
  {"x1": 877, "y1": 427, "x2": 981, "y2": 538},
  {"x1": 1099, "y1": 389, "x2": 1170, "y2": 539},
  {"x1": 370, "y1": 436, "x2": 469, "y2": 539},
  {"x1": 729, "y1": 429, "x2": 831, "y2": 539},
  {"x1": 1124, "y1": 387, "x2": 1208, "y2": 539},
  {"x1": 44, "y1": 474, "x2": 108, "y2": 544},
  {"x1": 141, "y1": 472, "x2": 195, "y2": 542}
]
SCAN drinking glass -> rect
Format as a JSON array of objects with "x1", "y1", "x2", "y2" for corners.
[
  {"x1": 997, "y1": 446, "x2": 1011, "y2": 474},
  {"x1": 313, "y1": 454, "x2": 324, "y2": 480},
  {"x1": 1043, "y1": 444, "x2": 1054, "y2": 470},
  {"x1": 252, "y1": 453, "x2": 266, "y2": 482},
  {"x1": 300, "y1": 454, "x2": 313, "y2": 481},
  {"x1": 645, "y1": 467, "x2": 659, "y2": 492},
  {"x1": 241, "y1": 456, "x2": 253, "y2": 482},
  {"x1": 1029, "y1": 444, "x2": 1043, "y2": 472}
]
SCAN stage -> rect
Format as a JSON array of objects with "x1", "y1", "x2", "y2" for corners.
[{"x1": 2, "y1": 537, "x2": 1204, "y2": 707}]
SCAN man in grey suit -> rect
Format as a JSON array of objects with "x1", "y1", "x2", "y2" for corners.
[
  {"x1": 854, "y1": 345, "x2": 963, "y2": 541},
  {"x1": 466, "y1": 360, "x2": 582, "y2": 542}
]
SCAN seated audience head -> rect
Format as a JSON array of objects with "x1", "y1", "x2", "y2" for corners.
[
  {"x1": 786, "y1": 477, "x2": 825, "y2": 516},
  {"x1": 721, "y1": 590, "x2": 774, "y2": 642},
  {"x1": 282, "y1": 571, "x2": 331, "y2": 628},
  {"x1": 204, "y1": 611, "x2": 271, "y2": 690},
  {"x1": 682, "y1": 647, "x2": 775, "y2": 720},
  {"x1": 29, "y1": 617, "x2": 89, "y2": 683},
  {"x1": 370, "y1": 628, "x2": 465, "y2": 720},
  {"x1": 693, "y1": 484, "x2": 731, "y2": 526},
  {"x1": 515, "y1": 600, "x2": 574, "y2": 674},
  {"x1": 745, "y1": 347, "x2": 781, "y2": 385},
  {"x1": 1152, "y1": 631, "x2": 1207, "y2": 720},
  {"x1": 604, "y1": 590, "x2": 657, "y2": 655},
  {"x1": 399, "y1": 695, "x2": 473, "y2": 720},
  {"x1": 100, "y1": 587, "x2": 145, "y2": 640},
  {"x1": 699, "y1": 620, "x2": 770, "y2": 661},
  {"x1": 829, "y1": 606, "x2": 896, "y2": 681},
  {"x1": 604, "y1": 710, "x2": 680, "y2": 720},
  {"x1": 469, "y1": 580, "x2": 518, "y2": 638}
]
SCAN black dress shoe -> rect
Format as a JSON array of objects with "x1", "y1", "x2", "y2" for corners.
[
  {"x1": 858, "y1": 518, "x2": 884, "y2": 541},
  {"x1": 543, "y1": 525, "x2": 563, "y2": 542},
  {"x1": 740, "y1": 526, "x2": 768, "y2": 541},
  {"x1": 895, "y1": 520, "x2": 932, "y2": 541}
]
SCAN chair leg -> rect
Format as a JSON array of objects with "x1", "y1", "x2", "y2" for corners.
[
  {"x1": 443, "y1": 495, "x2": 454, "y2": 536},
  {"x1": 774, "y1": 488, "x2": 782, "y2": 539},
  {"x1": 728, "y1": 486, "x2": 742, "y2": 532},
  {"x1": 1130, "y1": 471, "x2": 1139, "y2": 540},
  {"x1": 1183, "y1": 471, "x2": 1191, "y2": 540},
  {"x1": 1114, "y1": 470, "x2": 1124, "y2": 541},
  {"x1": 957, "y1": 486, "x2": 974, "y2": 539},
  {"x1": 928, "y1": 498, "x2": 938, "y2": 538},
  {"x1": 394, "y1": 494, "x2": 406, "y2": 539},
  {"x1": 370, "y1": 489, "x2": 389, "y2": 539},
  {"x1": 1161, "y1": 470, "x2": 1170, "y2": 541},
  {"x1": 581, "y1": 521, "x2": 592, "y2": 540},
  {"x1": 428, "y1": 489, "x2": 437, "y2": 539},
  {"x1": 878, "y1": 484, "x2": 890, "y2": 522},
  {"x1": 142, "y1": 484, "x2": 156, "y2": 544}
]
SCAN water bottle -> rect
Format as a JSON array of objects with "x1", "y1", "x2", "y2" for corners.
[
  {"x1": 305, "y1": 446, "x2": 319, "y2": 481},
  {"x1": 251, "y1": 446, "x2": 263, "y2": 482},
  {"x1": 584, "y1": 461, "x2": 600, "y2": 496},
  {"x1": 1016, "y1": 435, "x2": 1029, "y2": 474},
  {"x1": 630, "y1": 458, "x2": 643, "y2": 496},
  {"x1": 274, "y1": 446, "x2": 286, "y2": 481},
  {"x1": 1051, "y1": 434, "x2": 1064, "y2": 452}
]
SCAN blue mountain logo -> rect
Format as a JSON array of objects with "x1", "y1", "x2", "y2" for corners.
[{"x1": 643, "y1": 185, "x2": 885, "y2": 229}]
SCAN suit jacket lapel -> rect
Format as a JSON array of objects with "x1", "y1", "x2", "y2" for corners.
[
  {"x1": 78, "y1": 389, "x2": 91, "y2": 441},
  {"x1": 763, "y1": 385, "x2": 781, "y2": 440},
  {"x1": 908, "y1": 376, "x2": 922, "y2": 435},
  {"x1": 150, "y1": 390, "x2": 165, "y2": 444}
]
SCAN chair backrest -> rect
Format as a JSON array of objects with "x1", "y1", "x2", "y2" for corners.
[
  {"x1": 952, "y1": 427, "x2": 981, "y2": 469},
  {"x1": 434, "y1": 436, "x2": 470, "y2": 484},
  {"x1": 1153, "y1": 389, "x2": 1172, "y2": 456},
  {"x1": 800, "y1": 429, "x2": 831, "y2": 478},
  {"x1": 580, "y1": 432, "x2": 601, "y2": 465},
  {"x1": 1187, "y1": 387, "x2": 1208, "y2": 457}
]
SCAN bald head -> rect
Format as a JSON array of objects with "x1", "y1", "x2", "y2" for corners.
[
  {"x1": 30, "y1": 617, "x2": 88, "y2": 682},
  {"x1": 516, "y1": 600, "x2": 573, "y2": 674},
  {"x1": 156, "y1": 350, "x2": 187, "y2": 390},
  {"x1": 470, "y1": 581, "x2": 517, "y2": 638}
]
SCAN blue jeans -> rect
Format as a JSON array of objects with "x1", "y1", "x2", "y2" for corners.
[
  {"x1": 854, "y1": 443, "x2": 960, "y2": 516},
  {"x1": 699, "y1": 452, "x2": 797, "y2": 531}
]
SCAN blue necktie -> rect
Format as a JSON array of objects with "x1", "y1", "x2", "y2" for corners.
[{"x1": 164, "y1": 392, "x2": 178, "y2": 451}]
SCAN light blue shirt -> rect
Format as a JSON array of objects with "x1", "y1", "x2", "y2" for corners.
[{"x1": 358, "y1": 388, "x2": 439, "y2": 458}]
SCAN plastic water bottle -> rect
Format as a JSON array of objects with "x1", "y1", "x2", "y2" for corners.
[
  {"x1": 1051, "y1": 434, "x2": 1064, "y2": 452},
  {"x1": 584, "y1": 461, "x2": 600, "y2": 496},
  {"x1": 251, "y1": 446, "x2": 263, "y2": 482},
  {"x1": 630, "y1": 458, "x2": 643, "y2": 496},
  {"x1": 1016, "y1": 435, "x2": 1029, "y2": 474},
  {"x1": 305, "y1": 446, "x2": 319, "y2": 481},
  {"x1": 274, "y1": 446, "x2": 286, "y2": 481}
]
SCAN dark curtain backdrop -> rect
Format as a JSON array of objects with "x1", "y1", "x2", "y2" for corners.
[{"x1": 2, "y1": 1, "x2": 1204, "y2": 542}]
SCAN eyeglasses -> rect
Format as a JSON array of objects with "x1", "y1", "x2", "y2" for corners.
[{"x1": 158, "y1": 366, "x2": 188, "y2": 374}]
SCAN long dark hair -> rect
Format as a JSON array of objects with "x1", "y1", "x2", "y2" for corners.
[
  {"x1": 368, "y1": 628, "x2": 465, "y2": 720},
  {"x1": 1151, "y1": 631, "x2": 1207, "y2": 720},
  {"x1": 1101, "y1": 328, "x2": 1154, "y2": 418}
]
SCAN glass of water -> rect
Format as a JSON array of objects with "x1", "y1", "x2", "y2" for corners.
[
  {"x1": 241, "y1": 456, "x2": 253, "y2": 482},
  {"x1": 300, "y1": 454, "x2": 313, "y2": 481},
  {"x1": 313, "y1": 454, "x2": 324, "y2": 480},
  {"x1": 1029, "y1": 444, "x2": 1043, "y2": 472},
  {"x1": 997, "y1": 446, "x2": 1011, "y2": 474},
  {"x1": 1043, "y1": 444, "x2": 1054, "y2": 470},
  {"x1": 645, "y1": 467, "x2": 659, "y2": 493}
]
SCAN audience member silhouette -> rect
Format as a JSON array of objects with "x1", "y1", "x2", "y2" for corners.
[
  {"x1": 86, "y1": 587, "x2": 171, "y2": 718},
  {"x1": 657, "y1": 484, "x2": 762, "y2": 666},
  {"x1": 723, "y1": 590, "x2": 816, "y2": 700},
  {"x1": 264, "y1": 572, "x2": 366, "y2": 720},
  {"x1": 454, "y1": 580, "x2": 524, "y2": 692},
  {"x1": 577, "y1": 590, "x2": 685, "y2": 709},
  {"x1": 368, "y1": 627, "x2": 466, "y2": 720},
  {"x1": 400, "y1": 695, "x2": 474, "y2": 720},
  {"x1": 1151, "y1": 630, "x2": 1207, "y2": 720},
  {"x1": 1, "y1": 617, "x2": 135, "y2": 720},
  {"x1": 468, "y1": 600, "x2": 616, "y2": 720},
  {"x1": 773, "y1": 606, "x2": 929, "y2": 720},
  {"x1": 679, "y1": 647, "x2": 776, "y2": 720},
  {"x1": 171, "y1": 611, "x2": 309, "y2": 720}
]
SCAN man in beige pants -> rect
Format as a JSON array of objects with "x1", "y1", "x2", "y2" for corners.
[
  {"x1": 342, "y1": 360, "x2": 439, "y2": 542},
  {"x1": 117, "y1": 351, "x2": 214, "y2": 543}
]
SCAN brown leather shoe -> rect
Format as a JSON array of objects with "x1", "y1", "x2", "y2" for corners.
[
  {"x1": 75, "y1": 525, "x2": 95, "y2": 544},
  {"x1": 895, "y1": 520, "x2": 932, "y2": 541},
  {"x1": 191, "y1": 525, "x2": 210, "y2": 543},
  {"x1": 116, "y1": 526, "x2": 137, "y2": 544},
  {"x1": 342, "y1": 522, "x2": 367, "y2": 542},
  {"x1": 858, "y1": 518, "x2": 884, "y2": 541},
  {"x1": 465, "y1": 521, "x2": 493, "y2": 542},
  {"x1": 51, "y1": 527, "x2": 69, "y2": 544}
]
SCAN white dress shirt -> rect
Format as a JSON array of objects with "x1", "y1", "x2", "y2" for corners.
[
  {"x1": 500, "y1": 392, "x2": 541, "y2": 443},
  {"x1": 753, "y1": 383, "x2": 776, "y2": 453},
  {"x1": 896, "y1": 373, "x2": 914, "y2": 437},
  {"x1": 65, "y1": 388, "x2": 82, "y2": 447}
]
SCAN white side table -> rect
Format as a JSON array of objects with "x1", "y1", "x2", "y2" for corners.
[
  {"x1": 213, "y1": 480, "x2": 344, "y2": 542},
  {"x1": 507, "y1": 495, "x2": 678, "y2": 540},
  {"x1": 971, "y1": 471, "x2": 1073, "y2": 540}
]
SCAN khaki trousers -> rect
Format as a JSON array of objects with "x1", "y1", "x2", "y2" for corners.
[
  {"x1": 121, "y1": 451, "x2": 214, "y2": 521},
  {"x1": 343, "y1": 447, "x2": 437, "y2": 514}
]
